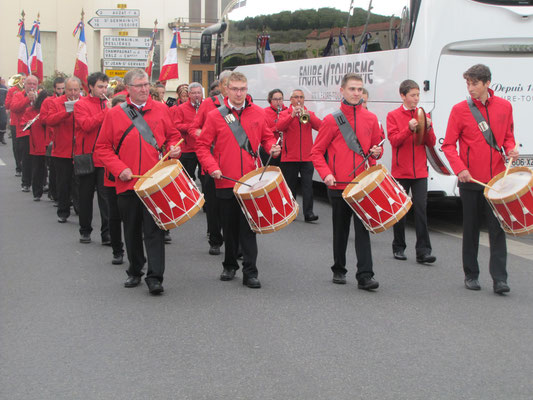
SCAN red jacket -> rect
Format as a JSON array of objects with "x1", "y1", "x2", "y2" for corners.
[
  {"x1": 40, "y1": 95, "x2": 57, "y2": 143},
  {"x1": 386, "y1": 106, "x2": 436, "y2": 179},
  {"x1": 10, "y1": 91, "x2": 32, "y2": 138},
  {"x1": 74, "y1": 95, "x2": 108, "y2": 167},
  {"x1": 311, "y1": 101, "x2": 384, "y2": 191},
  {"x1": 5, "y1": 86, "x2": 23, "y2": 125},
  {"x1": 20, "y1": 108, "x2": 47, "y2": 155},
  {"x1": 196, "y1": 96, "x2": 277, "y2": 189},
  {"x1": 189, "y1": 95, "x2": 224, "y2": 136},
  {"x1": 95, "y1": 96, "x2": 182, "y2": 194},
  {"x1": 276, "y1": 105, "x2": 322, "y2": 162},
  {"x1": 264, "y1": 104, "x2": 287, "y2": 140},
  {"x1": 442, "y1": 89, "x2": 515, "y2": 184},
  {"x1": 171, "y1": 100, "x2": 200, "y2": 153},
  {"x1": 45, "y1": 95, "x2": 78, "y2": 159}
]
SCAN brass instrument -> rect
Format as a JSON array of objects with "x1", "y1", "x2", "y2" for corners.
[
  {"x1": 8, "y1": 74, "x2": 24, "y2": 89},
  {"x1": 108, "y1": 79, "x2": 119, "y2": 90},
  {"x1": 298, "y1": 102, "x2": 309, "y2": 124},
  {"x1": 193, "y1": 100, "x2": 201, "y2": 111}
]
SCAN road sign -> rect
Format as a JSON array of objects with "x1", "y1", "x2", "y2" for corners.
[
  {"x1": 104, "y1": 36, "x2": 151, "y2": 48},
  {"x1": 96, "y1": 9, "x2": 140, "y2": 17},
  {"x1": 87, "y1": 17, "x2": 139, "y2": 29},
  {"x1": 105, "y1": 69, "x2": 128, "y2": 78},
  {"x1": 103, "y1": 60, "x2": 146, "y2": 68},
  {"x1": 104, "y1": 48, "x2": 149, "y2": 60}
]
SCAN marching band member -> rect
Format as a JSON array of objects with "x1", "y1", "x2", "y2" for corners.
[
  {"x1": 73, "y1": 72, "x2": 111, "y2": 245},
  {"x1": 176, "y1": 83, "x2": 189, "y2": 106},
  {"x1": 386, "y1": 80, "x2": 436, "y2": 264},
  {"x1": 442, "y1": 64, "x2": 518, "y2": 294},
  {"x1": 262, "y1": 88, "x2": 287, "y2": 167},
  {"x1": 5, "y1": 73, "x2": 25, "y2": 176},
  {"x1": 0, "y1": 77, "x2": 7, "y2": 145},
  {"x1": 276, "y1": 89, "x2": 322, "y2": 222},
  {"x1": 311, "y1": 73, "x2": 383, "y2": 290},
  {"x1": 10, "y1": 75, "x2": 39, "y2": 192},
  {"x1": 196, "y1": 71, "x2": 281, "y2": 289},
  {"x1": 95, "y1": 69, "x2": 182, "y2": 295}
]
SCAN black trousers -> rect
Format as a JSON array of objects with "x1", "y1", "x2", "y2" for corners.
[
  {"x1": 200, "y1": 174, "x2": 223, "y2": 246},
  {"x1": 329, "y1": 193, "x2": 374, "y2": 280},
  {"x1": 118, "y1": 191, "x2": 165, "y2": 283},
  {"x1": 10, "y1": 125, "x2": 21, "y2": 173},
  {"x1": 280, "y1": 161, "x2": 314, "y2": 218},
  {"x1": 259, "y1": 146, "x2": 280, "y2": 168},
  {"x1": 31, "y1": 155, "x2": 46, "y2": 199},
  {"x1": 392, "y1": 178, "x2": 432, "y2": 257},
  {"x1": 218, "y1": 192, "x2": 258, "y2": 278},
  {"x1": 47, "y1": 153, "x2": 57, "y2": 200},
  {"x1": 53, "y1": 157, "x2": 74, "y2": 219},
  {"x1": 102, "y1": 185, "x2": 124, "y2": 257},
  {"x1": 460, "y1": 187, "x2": 507, "y2": 282},
  {"x1": 180, "y1": 152, "x2": 199, "y2": 181},
  {"x1": 77, "y1": 167, "x2": 110, "y2": 238},
  {"x1": 16, "y1": 135, "x2": 32, "y2": 187}
]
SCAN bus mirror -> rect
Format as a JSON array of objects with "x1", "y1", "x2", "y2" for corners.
[
  {"x1": 424, "y1": 80, "x2": 430, "y2": 91},
  {"x1": 200, "y1": 22, "x2": 227, "y2": 64}
]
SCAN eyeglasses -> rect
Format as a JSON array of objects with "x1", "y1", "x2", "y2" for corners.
[
  {"x1": 291, "y1": 95, "x2": 304, "y2": 99},
  {"x1": 271, "y1": 97, "x2": 283, "y2": 101},
  {"x1": 227, "y1": 87, "x2": 247, "y2": 93},
  {"x1": 129, "y1": 83, "x2": 150, "y2": 89}
]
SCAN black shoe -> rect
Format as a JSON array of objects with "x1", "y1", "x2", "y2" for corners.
[
  {"x1": 164, "y1": 231, "x2": 172, "y2": 244},
  {"x1": 243, "y1": 277, "x2": 261, "y2": 288},
  {"x1": 43, "y1": 185, "x2": 49, "y2": 193},
  {"x1": 79, "y1": 233, "x2": 91, "y2": 244},
  {"x1": 220, "y1": 268, "x2": 236, "y2": 281},
  {"x1": 147, "y1": 280, "x2": 164, "y2": 294},
  {"x1": 332, "y1": 272, "x2": 347, "y2": 284},
  {"x1": 493, "y1": 281, "x2": 510, "y2": 294},
  {"x1": 21, "y1": 186, "x2": 30, "y2": 192},
  {"x1": 417, "y1": 254, "x2": 436, "y2": 264},
  {"x1": 15, "y1": 171, "x2": 21, "y2": 177},
  {"x1": 112, "y1": 254, "x2": 124, "y2": 265},
  {"x1": 304, "y1": 214, "x2": 319, "y2": 223},
  {"x1": 358, "y1": 277, "x2": 379, "y2": 290},
  {"x1": 393, "y1": 251, "x2": 407, "y2": 261},
  {"x1": 124, "y1": 276, "x2": 141, "y2": 288},
  {"x1": 464, "y1": 278, "x2": 481, "y2": 291},
  {"x1": 33, "y1": 197, "x2": 41, "y2": 202},
  {"x1": 209, "y1": 245, "x2": 221, "y2": 255},
  {"x1": 57, "y1": 217, "x2": 67, "y2": 223},
  {"x1": 101, "y1": 236, "x2": 111, "y2": 246},
  {"x1": 53, "y1": 201, "x2": 59, "y2": 207}
]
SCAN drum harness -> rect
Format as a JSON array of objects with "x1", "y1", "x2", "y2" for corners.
[{"x1": 332, "y1": 106, "x2": 366, "y2": 178}]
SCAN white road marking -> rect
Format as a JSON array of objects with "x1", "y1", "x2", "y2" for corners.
[{"x1": 0, "y1": 158, "x2": 6, "y2": 166}]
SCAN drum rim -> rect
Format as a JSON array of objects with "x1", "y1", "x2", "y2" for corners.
[
  {"x1": 341, "y1": 164, "x2": 387, "y2": 201},
  {"x1": 484, "y1": 166, "x2": 533, "y2": 203},
  {"x1": 134, "y1": 159, "x2": 182, "y2": 196}
]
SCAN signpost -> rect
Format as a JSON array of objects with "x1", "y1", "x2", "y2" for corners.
[
  {"x1": 104, "y1": 69, "x2": 128, "y2": 78},
  {"x1": 96, "y1": 9, "x2": 140, "y2": 17},
  {"x1": 103, "y1": 60, "x2": 146, "y2": 68},
  {"x1": 87, "y1": 17, "x2": 139, "y2": 29},
  {"x1": 104, "y1": 36, "x2": 151, "y2": 48},
  {"x1": 104, "y1": 48, "x2": 149, "y2": 60}
]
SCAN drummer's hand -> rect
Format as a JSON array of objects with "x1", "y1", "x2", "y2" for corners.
[
  {"x1": 409, "y1": 118, "x2": 418, "y2": 132},
  {"x1": 194, "y1": 128, "x2": 202, "y2": 137},
  {"x1": 324, "y1": 174, "x2": 336, "y2": 187},
  {"x1": 119, "y1": 168, "x2": 133, "y2": 181},
  {"x1": 426, "y1": 117, "x2": 432, "y2": 129},
  {"x1": 508, "y1": 148, "x2": 519, "y2": 161},
  {"x1": 169, "y1": 144, "x2": 181, "y2": 158},
  {"x1": 458, "y1": 169, "x2": 472, "y2": 183},
  {"x1": 211, "y1": 170, "x2": 222, "y2": 179},
  {"x1": 370, "y1": 145, "x2": 382, "y2": 157},
  {"x1": 270, "y1": 144, "x2": 281, "y2": 157}
]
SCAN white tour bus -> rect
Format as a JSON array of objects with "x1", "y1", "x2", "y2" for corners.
[{"x1": 223, "y1": 0, "x2": 533, "y2": 196}]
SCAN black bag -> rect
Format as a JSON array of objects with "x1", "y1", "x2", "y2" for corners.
[{"x1": 73, "y1": 153, "x2": 95, "y2": 176}]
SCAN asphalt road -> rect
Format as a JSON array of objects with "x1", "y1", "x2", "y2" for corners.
[{"x1": 1, "y1": 144, "x2": 532, "y2": 400}]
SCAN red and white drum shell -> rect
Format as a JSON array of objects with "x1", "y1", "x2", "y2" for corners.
[
  {"x1": 133, "y1": 159, "x2": 205, "y2": 230},
  {"x1": 342, "y1": 164, "x2": 412, "y2": 234},
  {"x1": 233, "y1": 166, "x2": 299, "y2": 234},
  {"x1": 484, "y1": 166, "x2": 533, "y2": 236}
]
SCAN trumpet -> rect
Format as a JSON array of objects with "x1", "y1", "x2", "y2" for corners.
[
  {"x1": 108, "y1": 79, "x2": 119, "y2": 90},
  {"x1": 8, "y1": 74, "x2": 24, "y2": 89},
  {"x1": 298, "y1": 102, "x2": 309, "y2": 124},
  {"x1": 193, "y1": 100, "x2": 201, "y2": 111}
]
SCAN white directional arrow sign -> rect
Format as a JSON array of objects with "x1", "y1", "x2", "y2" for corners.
[
  {"x1": 96, "y1": 9, "x2": 140, "y2": 17},
  {"x1": 103, "y1": 60, "x2": 146, "y2": 68},
  {"x1": 104, "y1": 48, "x2": 149, "y2": 60},
  {"x1": 87, "y1": 17, "x2": 139, "y2": 29},
  {"x1": 104, "y1": 36, "x2": 151, "y2": 48}
]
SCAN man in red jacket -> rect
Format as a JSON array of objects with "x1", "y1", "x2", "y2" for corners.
[
  {"x1": 386, "y1": 80, "x2": 437, "y2": 264},
  {"x1": 443, "y1": 64, "x2": 518, "y2": 294},
  {"x1": 311, "y1": 73, "x2": 383, "y2": 290},
  {"x1": 276, "y1": 89, "x2": 322, "y2": 222},
  {"x1": 261, "y1": 88, "x2": 287, "y2": 167},
  {"x1": 10, "y1": 75, "x2": 39, "y2": 192},
  {"x1": 74, "y1": 72, "x2": 110, "y2": 244},
  {"x1": 5, "y1": 74, "x2": 25, "y2": 176},
  {"x1": 45, "y1": 77, "x2": 82, "y2": 223},
  {"x1": 196, "y1": 71, "x2": 280, "y2": 289},
  {"x1": 95, "y1": 69, "x2": 182, "y2": 295}
]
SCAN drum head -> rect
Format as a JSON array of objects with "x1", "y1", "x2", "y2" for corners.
[
  {"x1": 137, "y1": 164, "x2": 177, "y2": 190},
  {"x1": 487, "y1": 169, "x2": 532, "y2": 200},
  {"x1": 236, "y1": 170, "x2": 278, "y2": 194},
  {"x1": 346, "y1": 169, "x2": 383, "y2": 196}
]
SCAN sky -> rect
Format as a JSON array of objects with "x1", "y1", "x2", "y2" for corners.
[{"x1": 227, "y1": 0, "x2": 407, "y2": 20}]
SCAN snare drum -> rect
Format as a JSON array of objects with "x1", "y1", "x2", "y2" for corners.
[
  {"x1": 342, "y1": 164, "x2": 412, "y2": 233},
  {"x1": 484, "y1": 166, "x2": 533, "y2": 236},
  {"x1": 134, "y1": 159, "x2": 205, "y2": 230},
  {"x1": 233, "y1": 166, "x2": 299, "y2": 234}
]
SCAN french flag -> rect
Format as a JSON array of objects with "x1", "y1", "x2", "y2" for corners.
[
  {"x1": 159, "y1": 29, "x2": 179, "y2": 82},
  {"x1": 17, "y1": 19, "x2": 30, "y2": 75},
  {"x1": 264, "y1": 38, "x2": 275, "y2": 63},
  {"x1": 145, "y1": 24, "x2": 158, "y2": 79},
  {"x1": 73, "y1": 21, "x2": 89, "y2": 92},
  {"x1": 29, "y1": 20, "x2": 43, "y2": 82}
]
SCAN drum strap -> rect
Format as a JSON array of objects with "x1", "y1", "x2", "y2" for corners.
[
  {"x1": 218, "y1": 105, "x2": 257, "y2": 158},
  {"x1": 120, "y1": 102, "x2": 161, "y2": 152},
  {"x1": 332, "y1": 109, "x2": 365, "y2": 157},
  {"x1": 466, "y1": 97, "x2": 502, "y2": 153}
]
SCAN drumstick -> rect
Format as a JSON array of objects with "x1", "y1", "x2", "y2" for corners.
[
  {"x1": 131, "y1": 174, "x2": 153, "y2": 179},
  {"x1": 349, "y1": 138, "x2": 386, "y2": 176},
  {"x1": 503, "y1": 142, "x2": 519, "y2": 181},
  {"x1": 470, "y1": 178, "x2": 499, "y2": 192},
  {"x1": 157, "y1": 138, "x2": 184, "y2": 165},
  {"x1": 334, "y1": 181, "x2": 359, "y2": 185},
  {"x1": 259, "y1": 137, "x2": 282, "y2": 181},
  {"x1": 220, "y1": 175, "x2": 252, "y2": 187}
]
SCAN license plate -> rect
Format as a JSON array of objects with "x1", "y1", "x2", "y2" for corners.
[{"x1": 510, "y1": 154, "x2": 533, "y2": 168}]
